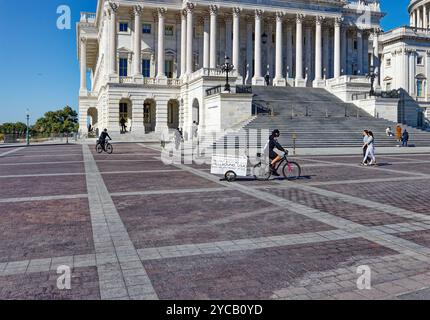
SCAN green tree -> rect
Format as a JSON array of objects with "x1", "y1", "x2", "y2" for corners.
[
  {"x1": 32, "y1": 106, "x2": 78, "y2": 136},
  {"x1": 0, "y1": 122, "x2": 28, "y2": 135}
]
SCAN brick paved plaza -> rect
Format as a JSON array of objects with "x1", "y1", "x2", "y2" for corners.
[{"x1": 1, "y1": 143, "x2": 430, "y2": 300}]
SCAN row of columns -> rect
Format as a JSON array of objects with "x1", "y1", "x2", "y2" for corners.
[
  {"x1": 411, "y1": 3, "x2": 430, "y2": 29},
  {"x1": 80, "y1": 1, "x2": 368, "y2": 93}
]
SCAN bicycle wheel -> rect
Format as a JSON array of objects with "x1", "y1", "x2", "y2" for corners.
[
  {"x1": 96, "y1": 144, "x2": 103, "y2": 154},
  {"x1": 253, "y1": 163, "x2": 271, "y2": 181},
  {"x1": 282, "y1": 161, "x2": 301, "y2": 180},
  {"x1": 224, "y1": 171, "x2": 237, "y2": 182},
  {"x1": 105, "y1": 143, "x2": 113, "y2": 154}
]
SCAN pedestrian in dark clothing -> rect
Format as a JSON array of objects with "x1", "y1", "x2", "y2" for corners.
[{"x1": 402, "y1": 129, "x2": 409, "y2": 147}]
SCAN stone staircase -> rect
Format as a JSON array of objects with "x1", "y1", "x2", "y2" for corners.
[{"x1": 205, "y1": 86, "x2": 430, "y2": 150}]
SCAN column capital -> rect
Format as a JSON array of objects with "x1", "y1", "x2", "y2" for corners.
[
  {"x1": 315, "y1": 15, "x2": 325, "y2": 25},
  {"x1": 233, "y1": 7, "x2": 242, "y2": 17},
  {"x1": 181, "y1": 8, "x2": 187, "y2": 18},
  {"x1": 108, "y1": 1, "x2": 119, "y2": 13},
  {"x1": 276, "y1": 11, "x2": 285, "y2": 21},
  {"x1": 157, "y1": 7, "x2": 167, "y2": 18},
  {"x1": 296, "y1": 14, "x2": 305, "y2": 23},
  {"x1": 334, "y1": 16, "x2": 344, "y2": 27},
  {"x1": 210, "y1": 5, "x2": 219, "y2": 15},
  {"x1": 186, "y1": 2, "x2": 195, "y2": 13},
  {"x1": 255, "y1": 9, "x2": 264, "y2": 19},
  {"x1": 133, "y1": 5, "x2": 143, "y2": 16}
]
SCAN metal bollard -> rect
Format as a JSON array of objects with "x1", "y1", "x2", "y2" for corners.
[{"x1": 293, "y1": 133, "x2": 297, "y2": 156}]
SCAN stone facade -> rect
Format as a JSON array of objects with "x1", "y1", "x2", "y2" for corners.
[
  {"x1": 379, "y1": 0, "x2": 430, "y2": 128},
  {"x1": 77, "y1": 0, "x2": 383, "y2": 138}
]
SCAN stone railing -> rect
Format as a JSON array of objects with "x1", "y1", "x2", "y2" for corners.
[
  {"x1": 142, "y1": 77, "x2": 182, "y2": 86},
  {"x1": 119, "y1": 76, "x2": 134, "y2": 84},
  {"x1": 167, "y1": 78, "x2": 182, "y2": 86},
  {"x1": 327, "y1": 75, "x2": 370, "y2": 86},
  {"x1": 188, "y1": 68, "x2": 238, "y2": 82},
  {"x1": 80, "y1": 12, "x2": 96, "y2": 23}
]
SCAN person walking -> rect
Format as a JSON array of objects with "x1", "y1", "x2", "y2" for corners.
[
  {"x1": 361, "y1": 130, "x2": 371, "y2": 165},
  {"x1": 402, "y1": 129, "x2": 409, "y2": 147},
  {"x1": 396, "y1": 124, "x2": 402, "y2": 143},
  {"x1": 120, "y1": 117, "x2": 127, "y2": 133},
  {"x1": 362, "y1": 131, "x2": 376, "y2": 166}
]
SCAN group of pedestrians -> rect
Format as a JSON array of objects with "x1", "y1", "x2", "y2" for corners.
[{"x1": 386, "y1": 125, "x2": 409, "y2": 147}]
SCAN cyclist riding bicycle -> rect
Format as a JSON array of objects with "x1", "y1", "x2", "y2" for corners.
[
  {"x1": 267, "y1": 129, "x2": 287, "y2": 176},
  {"x1": 98, "y1": 129, "x2": 112, "y2": 151}
]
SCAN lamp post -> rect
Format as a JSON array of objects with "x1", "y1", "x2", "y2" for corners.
[
  {"x1": 26, "y1": 108, "x2": 30, "y2": 146},
  {"x1": 366, "y1": 65, "x2": 378, "y2": 96},
  {"x1": 221, "y1": 56, "x2": 234, "y2": 93}
]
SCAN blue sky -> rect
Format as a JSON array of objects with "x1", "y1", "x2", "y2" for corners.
[{"x1": 0, "y1": 0, "x2": 411, "y2": 124}]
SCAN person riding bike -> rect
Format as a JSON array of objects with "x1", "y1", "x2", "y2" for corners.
[
  {"x1": 268, "y1": 129, "x2": 287, "y2": 176},
  {"x1": 98, "y1": 129, "x2": 112, "y2": 151}
]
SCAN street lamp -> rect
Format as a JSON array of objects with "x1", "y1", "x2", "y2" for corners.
[
  {"x1": 26, "y1": 108, "x2": 30, "y2": 146},
  {"x1": 366, "y1": 65, "x2": 378, "y2": 96},
  {"x1": 221, "y1": 56, "x2": 234, "y2": 93}
]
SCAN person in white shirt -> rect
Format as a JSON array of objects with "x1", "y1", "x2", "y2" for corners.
[{"x1": 362, "y1": 131, "x2": 376, "y2": 166}]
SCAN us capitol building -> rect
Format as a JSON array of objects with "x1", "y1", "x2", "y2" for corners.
[{"x1": 77, "y1": 0, "x2": 430, "y2": 139}]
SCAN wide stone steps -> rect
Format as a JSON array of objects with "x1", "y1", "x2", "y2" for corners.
[{"x1": 206, "y1": 86, "x2": 430, "y2": 150}]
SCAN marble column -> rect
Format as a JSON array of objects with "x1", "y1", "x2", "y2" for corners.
[
  {"x1": 209, "y1": 5, "x2": 218, "y2": 69},
  {"x1": 109, "y1": 2, "x2": 118, "y2": 75},
  {"x1": 180, "y1": 9, "x2": 187, "y2": 77},
  {"x1": 133, "y1": 5, "x2": 143, "y2": 79},
  {"x1": 157, "y1": 8, "x2": 167, "y2": 81},
  {"x1": 274, "y1": 12, "x2": 285, "y2": 86},
  {"x1": 80, "y1": 37, "x2": 87, "y2": 93},
  {"x1": 373, "y1": 29, "x2": 380, "y2": 86},
  {"x1": 232, "y1": 8, "x2": 241, "y2": 78},
  {"x1": 252, "y1": 9, "x2": 264, "y2": 85},
  {"x1": 295, "y1": 14, "x2": 304, "y2": 86},
  {"x1": 425, "y1": 5, "x2": 428, "y2": 29},
  {"x1": 314, "y1": 16, "x2": 323, "y2": 84},
  {"x1": 203, "y1": 16, "x2": 210, "y2": 69},
  {"x1": 334, "y1": 17, "x2": 342, "y2": 78},
  {"x1": 186, "y1": 3, "x2": 194, "y2": 75}
]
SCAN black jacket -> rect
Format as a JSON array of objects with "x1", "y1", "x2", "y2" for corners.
[{"x1": 269, "y1": 135, "x2": 285, "y2": 159}]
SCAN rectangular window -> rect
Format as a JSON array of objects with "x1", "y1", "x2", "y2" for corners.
[
  {"x1": 119, "y1": 58, "x2": 128, "y2": 77},
  {"x1": 165, "y1": 60, "x2": 173, "y2": 78},
  {"x1": 142, "y1": 24, "x2": 151, "y2": 34},
  {"x1": 386, "y1": 58, "x2": 391, "y2": 67},
  {"x1": 417, "y1": 56, "x2": 424, "y2": 65},
  {"x1": 119, "y1": 22, "x2": 129, "y2": 33},
  {"x1": 165, "y1": 25, "x2": 174, "y2": 36},
  {"x1": 142, "y1": 59, "x2": 151, "y2": 77}
]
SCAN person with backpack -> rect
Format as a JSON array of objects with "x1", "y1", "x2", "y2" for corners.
[{"x1": 264, "y1": 129, "x2": 287, "y2": 176}]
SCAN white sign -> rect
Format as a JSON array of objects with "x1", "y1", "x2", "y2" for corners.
[{"x1": 211, "y1": 155, "x2": 248, "y2": 177}]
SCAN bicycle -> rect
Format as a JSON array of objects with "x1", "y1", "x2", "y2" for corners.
[
  {"x1": 252, "y1": 152, "x2": 301, "y2": 181},
  {"x1": 96, "y1": 138, "x2": 113, "y2": 154}
]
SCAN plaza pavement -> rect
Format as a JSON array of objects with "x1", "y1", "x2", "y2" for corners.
[{"x1": 1, "y1": 143, "x2": 430, "y2": 300}]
